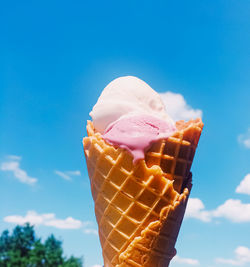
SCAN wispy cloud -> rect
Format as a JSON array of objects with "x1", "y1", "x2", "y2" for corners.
[
  {"x1": 172, "y1": 255, "x2": 200, "y2": 265},
  {"x1": 238, "y1": 128, "x2": 250, "y2": 149},
  {"x1": 7, "y1": 155, "x2": 22, "y2": 161},
  {"x1": 91, "y1": 265, "x2": 102, "y2": 267},
  {"x1": 83, "y1": 228, "x2": 98, "y2": 235},
  {"x1": 216, "y1": 258, "x2": 242, "y2": 266},
  {"x1": 185, "y1": 198, "x2": 250, "y2": 223},
  {"x1": 54, "y1": 170, "x2": 81, "y2": 181},
  {"x1": 215, "y1": 246, "x2": 250, "y2": 266},
  {"x1": 4, "y1": 210, "x2": 83, "y2": 229},
  {"x1": 236, "y1": 174, "x2": 250, "y2": 195},
  {"x1": 82, "y1": 221, "x2": 98, "y2": 236},
  {"x1": 159, "y1": 92, "x2": 202, "y2": 121},
  {"x1": 0, "y1": 156, "x2": 37, "y2": 185}
]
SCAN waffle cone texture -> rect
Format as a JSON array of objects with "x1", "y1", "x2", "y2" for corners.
[{"x1": 83, "y1": 118, "x2": 203, "y2": 267}]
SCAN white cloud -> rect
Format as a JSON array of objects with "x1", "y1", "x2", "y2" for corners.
[
  {"x1": 45, "y1": 217, "x2": 82, "y2": 229},
  {"x1": 55, "y1": 170, "x2": 81, "y2": 181},
  {"x1": 236, "y1": 174, "x2": 250, "y2": 195},
  {"x1": 4, "y1": 211, "x2": 98, "y2": 233},
  {"x1": 4, "y1": 210, "x2": 83, "y2": 229},
  {"x1": 0, "y1": 156, "x2": 37, "y2": 185},
  {"x1": 172, "y1": 255, "x2": 200, "y2": 265},
  {"x1": 91, "y1": 265, "x2": 102, "y2": 267},
  {"x1": 212, "y1": 199, "x2": 250, "y2": 223},
  {"x1": 185, "y1": 198, "x2": 212, "y2": 222},
  {"x1": 185, "y1": 198, "x2": 250, "y2": 223},
  {"x1": 238, "y1": 128, "x2": 250, "y2": 149},
  {"x1": 159, "y1": 92, "x2": 202, "y2": 121},
  {"x1": 215, "y1": 246, "x2": 250, "y2": 266}
]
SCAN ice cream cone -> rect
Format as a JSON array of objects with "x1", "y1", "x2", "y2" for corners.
[{"x1": 83, "y1": 118, "x2": 203, "y2": 267}]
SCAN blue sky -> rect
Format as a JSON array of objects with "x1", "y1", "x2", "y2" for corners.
[{"x1": 1, "y1": 1, "x2": 250, "y2": 267}]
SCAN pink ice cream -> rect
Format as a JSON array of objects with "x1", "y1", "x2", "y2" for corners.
[{"x1": 103, "y1": 114, "x2": 176, "y2": 163}]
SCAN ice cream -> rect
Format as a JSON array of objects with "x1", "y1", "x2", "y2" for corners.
[
  {"x1": 90, "y1": 76, "x2": 177, "y2": 163},
  {"x1": 90, "y1": 76, "x2": 174, "y2": 134},
  {"x1": 83, "y1": 76, "x2": 204, "y2": 267},
  {"x1": 103, "y1": 114, "x2": 176, "y2": 163}
]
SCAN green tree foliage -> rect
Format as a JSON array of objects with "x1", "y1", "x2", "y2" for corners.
[{"x1": 0, "y1": 224, "x2": 83, "y2": 267}]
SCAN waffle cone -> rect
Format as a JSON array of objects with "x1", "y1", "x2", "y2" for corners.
[{"x1": 83, "y1": 118, "x2": 203, "y2": 267}]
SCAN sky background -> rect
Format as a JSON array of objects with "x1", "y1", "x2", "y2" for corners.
[{"x1": 1, "y1": 1, "x2": 250, "y2": 267}]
